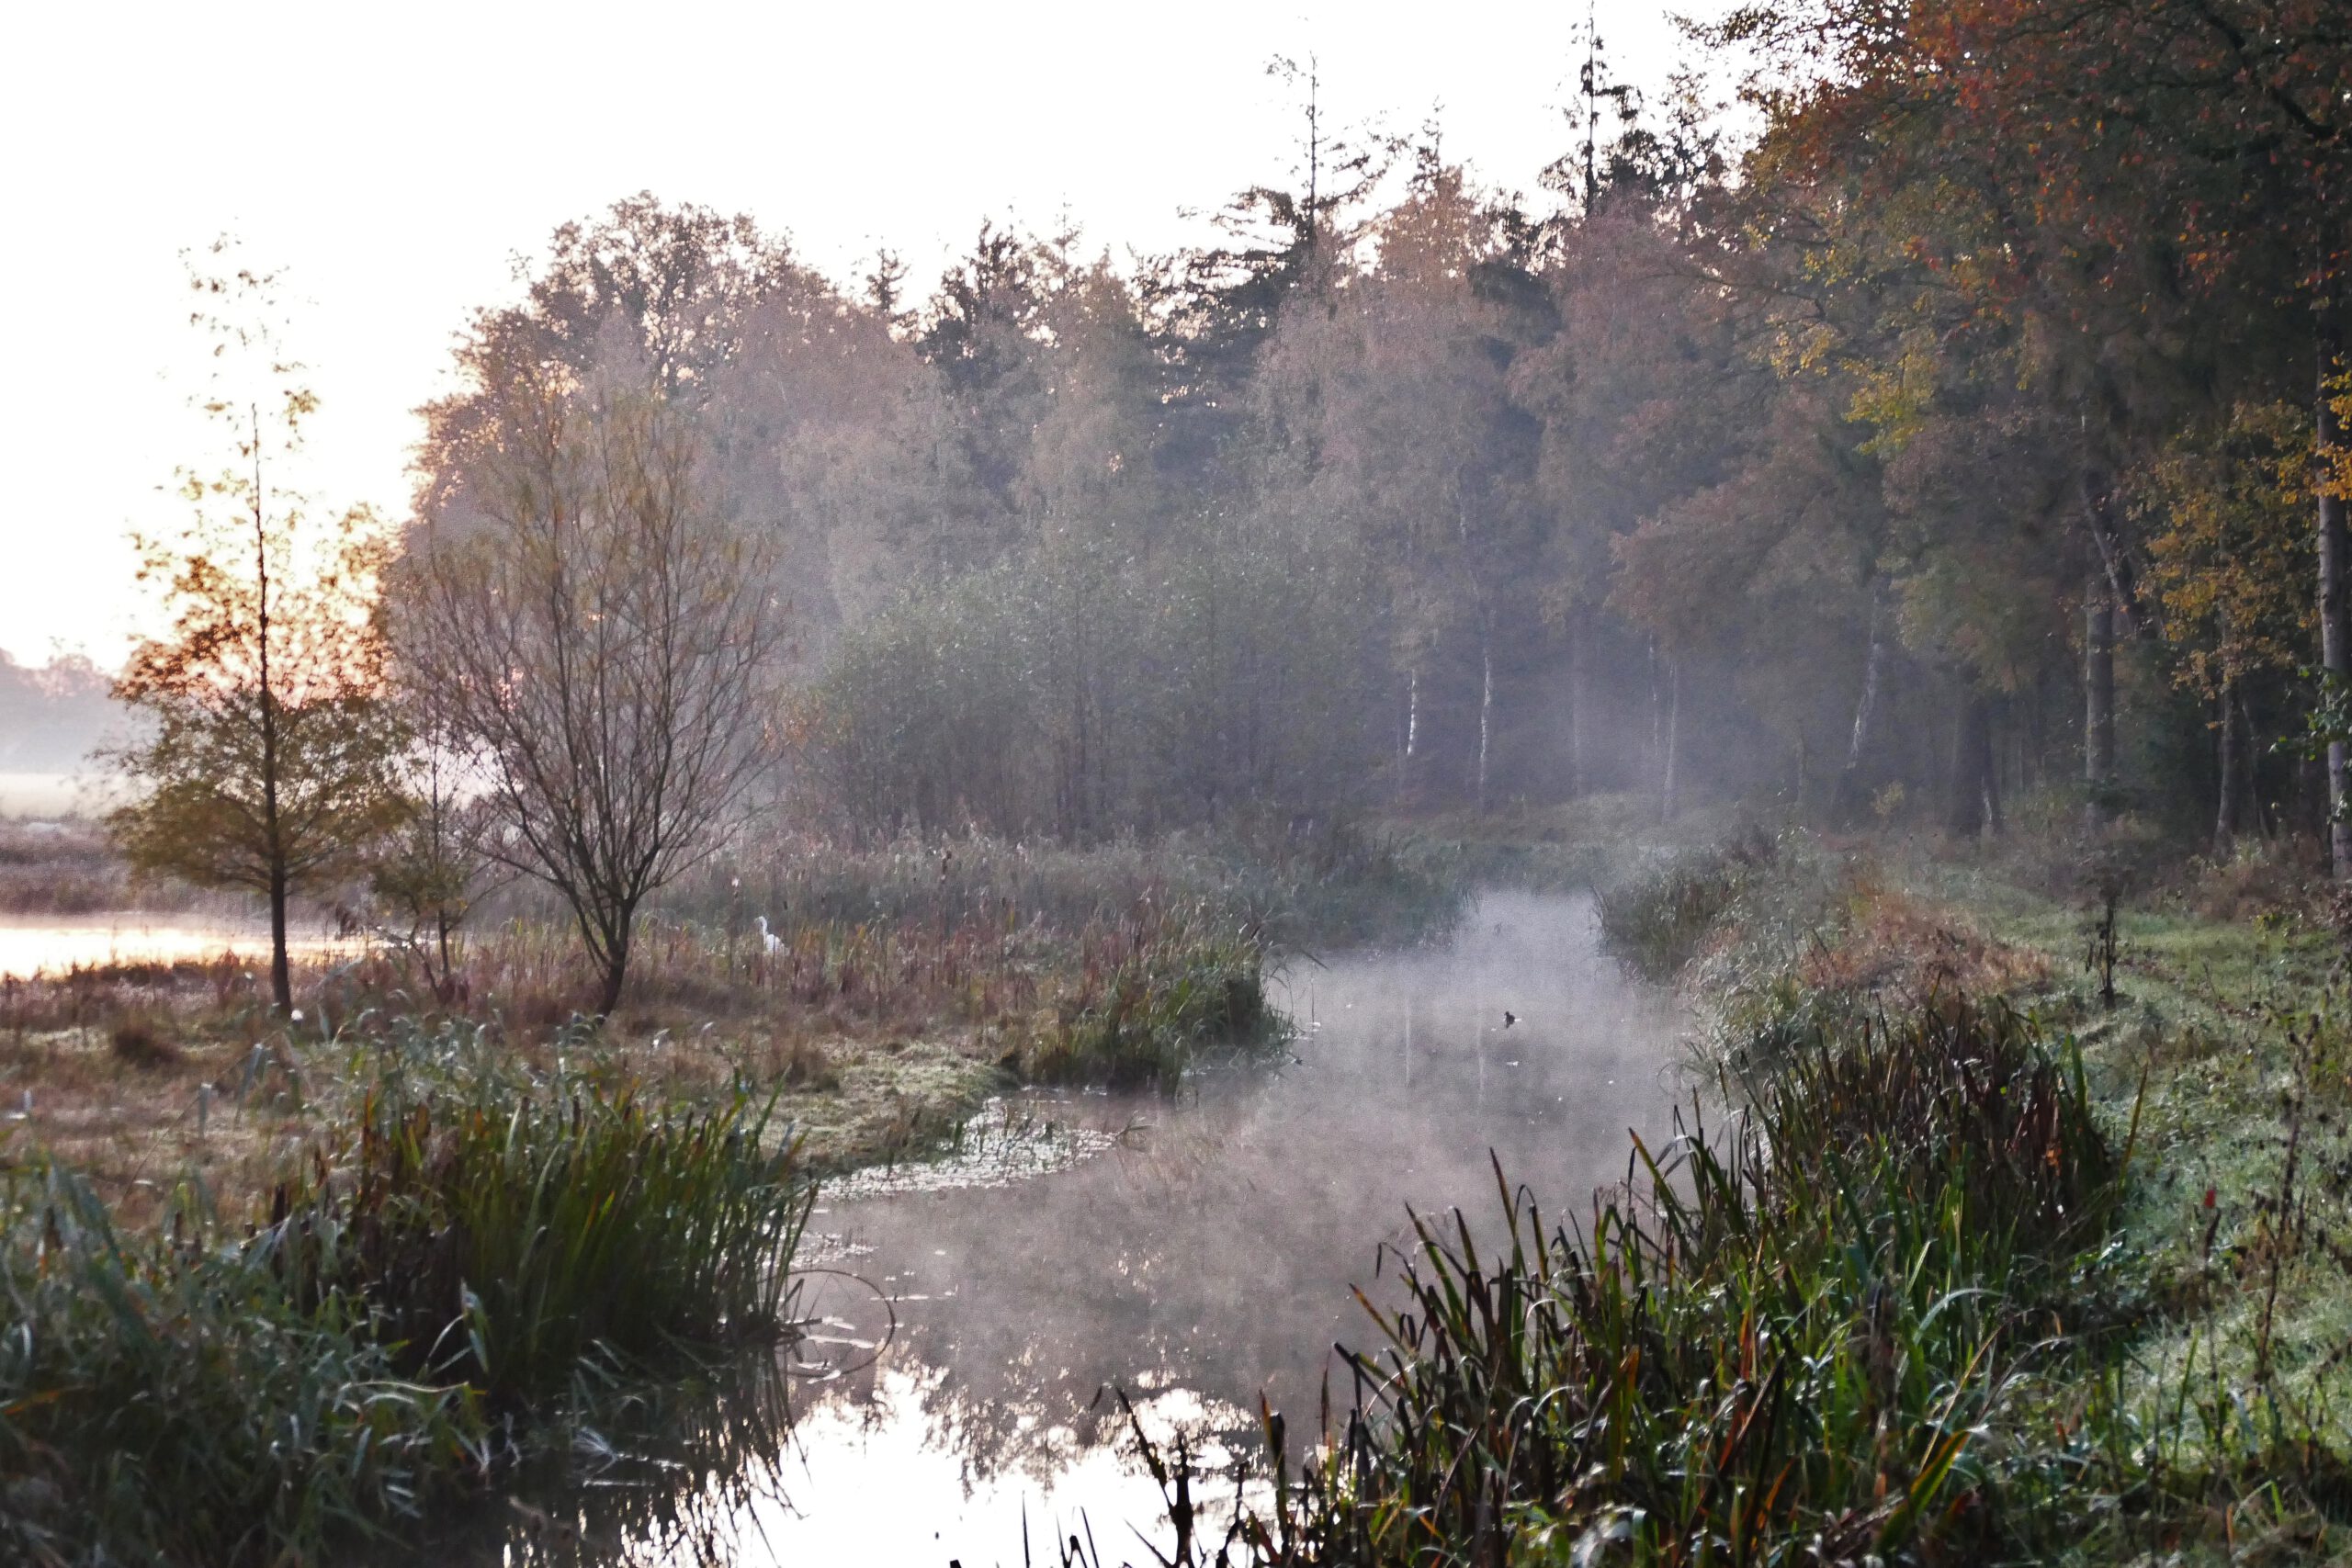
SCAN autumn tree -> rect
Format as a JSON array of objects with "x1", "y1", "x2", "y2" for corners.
[
  {"x1": 107, "y1": 249, "x2": 408, "y2": 1013},
  {"x1": 1712, "y1": 0, "x2": 2350, "y2": 849},
  {"x1": 2141, "y1": 403, "x2": 2321, "y2": 849}
]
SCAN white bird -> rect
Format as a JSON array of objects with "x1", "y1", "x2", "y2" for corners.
[{"x1": 754, "y1": 915, "x2": 782, "y2": 954}]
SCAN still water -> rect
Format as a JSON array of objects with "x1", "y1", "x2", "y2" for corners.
[
  {"x1": 489, "y1": 889, "x2": 1688, "y2": 1567},
  {"x1": 0, "y1": 914, "x2": 349, "y2": 981}
]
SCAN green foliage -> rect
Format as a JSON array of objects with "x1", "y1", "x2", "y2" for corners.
[
  {"x1": 1595, "y1": 834, "x2": 1779, "y2": 978},
  {"x1": 283, "y1": 1021, "x2": 809, "y2": 1402},
  {"x1": 806, "y1": 511, "x2": 1376, "y2": 840},
  {"x1": 0, "y1": 1021, "x2": 809, "y2": 1566},
  {"x1": 0, "y1": 1161, "x2": 483, "y2": 1565}
]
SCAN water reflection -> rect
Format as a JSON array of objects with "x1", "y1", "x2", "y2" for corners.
[
  {"x1": 0, "y1": 914, "x2": 348, "y2": 980},
  {"x1": 492, "y1": 889, "x2": 1685, "y2": 1566}
]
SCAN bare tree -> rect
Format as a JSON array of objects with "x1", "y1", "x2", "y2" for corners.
[
  {"x1": 397, "y1": 363, "x2": 782, "y2": 1015},
  {"x1": 368, "y1": 721, "x2": 504, "y2": 1002}
]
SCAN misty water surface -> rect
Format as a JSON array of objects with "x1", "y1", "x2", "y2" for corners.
[
  {"x1": 490, "y1": 889, "x2": 1688, "y2": 1566},
  {"x1": 0, "y1": 915, "x2": 349, "y2": 982}
]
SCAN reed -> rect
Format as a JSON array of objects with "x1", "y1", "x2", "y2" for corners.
[
  {"x1": 1016, "y1": 905, "x2": 1283, "y2": 1092},
  {"x1": 277, "y1": 1020, "x2": 810, "y2": 1402},
  {"x1": 0, "y1": 1019, "x2": 811, "y2": 1565},
  {"x1": 1092, "y1": 998, "x2": 2131, "y2": 1566},
  {"x1": 0, "y1": 1159, "x2": 483, "y2": 1565},
  {"x1": 1596, "y1": 834, "x2": 1780, "y2": 979}
]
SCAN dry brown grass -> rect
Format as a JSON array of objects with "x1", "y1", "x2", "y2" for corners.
[
  {"x1": 2176, "y1": 840, "x2": 2329, "y2": 926},
  {"x1": 0, "y1": 898, "x2": 1245, "y2": 1219},
  {"x1": 1798, "y1": 886, "x2": 2053, "y2": 1001}
]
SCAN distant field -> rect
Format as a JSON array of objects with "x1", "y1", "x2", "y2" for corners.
[{"x1": 0, "y1": 771, "x2": 127, "y2": 818}]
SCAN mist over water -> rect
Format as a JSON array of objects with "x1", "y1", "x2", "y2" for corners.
[
  {"x1": 503, "y1": 889, "x2": 1688, "y2": 1566},
  {"x1": 0, "y1": 915, "x2": 349, "y2": 982}
]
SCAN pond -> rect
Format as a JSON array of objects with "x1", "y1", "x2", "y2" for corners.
[
  {"x1": 477, "y1": 888, "x2": 1690, "y2": 1566},
  {"x1": 0, "y1": 913, "x2": 351, "y2": 982}
]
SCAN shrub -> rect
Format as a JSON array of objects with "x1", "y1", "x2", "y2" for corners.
[{"x1": 1596, "y1": 833, "x2": 1779, "y2": 978}]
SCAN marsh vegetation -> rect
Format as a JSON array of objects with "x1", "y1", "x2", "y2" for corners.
[{"x1": 6, "y1": 0, "x2": 2352, "y2": 1562}]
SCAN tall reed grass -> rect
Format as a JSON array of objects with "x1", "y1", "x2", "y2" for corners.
[
  {"x1": 1016, "y1": 906, "x2": 1280, "y2": 1092},
  {"x1": 0, "y1": 1158, "x2": 484, "y2": 1564},
  {"x1": 1091, "y1": 998, "x2": 2131, "y2": 1566},
  {"x1": 281, "y1": 1021, "x2": 809, "y2": 1401},
  {"x1": 0, "y1": 1019, "x2": 809, "y2": 1566},
  {"x1": 1595, "y1": 832, "x2": 1781, "y2": 980}
]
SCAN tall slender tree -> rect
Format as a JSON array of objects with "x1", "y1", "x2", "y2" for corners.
[{"x1": 107, "y1": 246, "x2": 407, "y2": 1012}]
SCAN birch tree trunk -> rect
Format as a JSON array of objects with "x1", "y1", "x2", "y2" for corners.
[
  {"x1": 2084, "y1": 578, "x2": 2116, "y2": 827},
  {"x1": 2320, "y1": 331, "x2": 2352, "y2": 878},
  {"x1": 1476, "y1": 616, "x2": 1494, "y2": 811},
  {"x1": 1646, "y1": 639, "x2": 1662, "y2": 787},
  {"x1": 1659, "y1": 658, "x2": 1680, "y2": 824},
  {"x1": 1835, "y1": 584, "x2": 1885, "y2": 823},
  {"x1": 1565, "y1": 610, "x2": 1584, "y2": 799}
]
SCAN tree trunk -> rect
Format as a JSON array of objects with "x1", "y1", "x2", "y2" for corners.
[
  {"x1": 1949, "y1": 690, "x2": 1996, "y2": 839},
  {"x1": 1564, "y1": 610, "x2": 1584, "y2": 799},
  {"x1": 2079, "y1": 467, "x2": 2150, "y2": 636},
  {"x1": 1646, "y1": 639, "x2": 1662, "y2": 785},
  {"x1": 2240, "y1": 689, "x2": 2277, "y2": 842},
  {"x1": 1834, "y1": 584, "x2": 1885, "y2": 822},
  {"x1": 595, "y1": 917, "x2": 632, "y2": 1017},
  {"x1": 2321, "y1": 330, "x2": 2352, "y2": 878},
  {"x1": 2084, "y1": 578, "x2": 2116, "y2": 826},
  {"x1": 1476, "y1": 621, "x2": 1494, "y2": 811},
  {"x1": 1659, "y1": 658, "x2": 1680, "y2": 824},
  {"x1": 435, "y1": 910, "x2": 458, "y2": 1003},
  {"x1": 252, "y1": 418, "x2": 290, "y2": 1015},
  {"x1": 1982, "y1": 700, "x2": 2005, "y2": 837},
  {"x1": 2215, "y1": 685, "x2": 2244, "y2": 858},
  {"x1": 267, "y1": 864, "x2": 292, "y2": 1015}
]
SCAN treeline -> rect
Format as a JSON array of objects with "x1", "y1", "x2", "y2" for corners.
[
  {"x1": 403, "y1": 3, "x2": 2346, "y2": 853},
  {"x1": 0, "y1": 652, "x2": 113, "y2": 773}
]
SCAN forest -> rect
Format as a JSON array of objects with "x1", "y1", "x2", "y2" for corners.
[
  {"x1": 6, "y1": 2, "x2": 2352, "y2": 1565},
  {"x1": 385, "y1": 3, "x2": 2348, "y2": 867}
]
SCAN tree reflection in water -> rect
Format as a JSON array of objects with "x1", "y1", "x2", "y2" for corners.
[{"x1": 478, "y1": 889, "x2": 1683, "y2": 1565}]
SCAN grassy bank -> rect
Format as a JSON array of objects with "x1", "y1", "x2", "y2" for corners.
[
  {"x1": 1099, "y1": 820, "x2": 2352, "y2": 1566},
  {"x1": 0, "y1": 829, "x2": 1358, "y2": 1209},
  {"x1": 0, "y1": 827, "x2": 1383, "y2": 1563},
  {"x1": 0, "y1": 1020, "x2": 806, "y2": 1566}
]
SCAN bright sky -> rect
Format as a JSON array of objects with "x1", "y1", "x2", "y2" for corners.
[{"x1": 0, "y1": 0, "x2": 1728, "y2": 670}]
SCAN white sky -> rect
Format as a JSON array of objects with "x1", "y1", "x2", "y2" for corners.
[{"x1": 0, "y1": 0, "x2": 1729, "y2": 669}]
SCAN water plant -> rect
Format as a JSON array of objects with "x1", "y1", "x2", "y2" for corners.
[
  {"x1": 1015, "y1": 906, "x2": 1283, "y2": 1092},
  {"x1": 0, "y1": 1019, "x2": 810, "y2": 1566},
  {"x1": 281, "y1": 1020, "x2": 810, "y2": 1403},
  {"x1": 0, "y1": 1157, "x2": 485, "y2": 1565},
  {"x1": 1084, "y1": 997, "x2": 2132, "y2": 1566},
  {"x1": 1596, "y1": 833, "x2": 1779, "y2": 980}
]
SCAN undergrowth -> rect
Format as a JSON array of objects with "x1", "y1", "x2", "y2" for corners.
[
  {"x1": 0, "y1": 1019, "x2": 808, "y2": 1567},
  {"x1": 1088, "y1": 997, "x2": 2135, "y2": 1566},
  {"x1": 1016, "y1": 908, "x2": 1282, "y2": 1092},
  {"x1": 1062, "y1": 835, "x2": 2352, "y2": 1567},
  {"x1": 1595, "y1": 831, "x2": 1783, "y2": 981}
]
